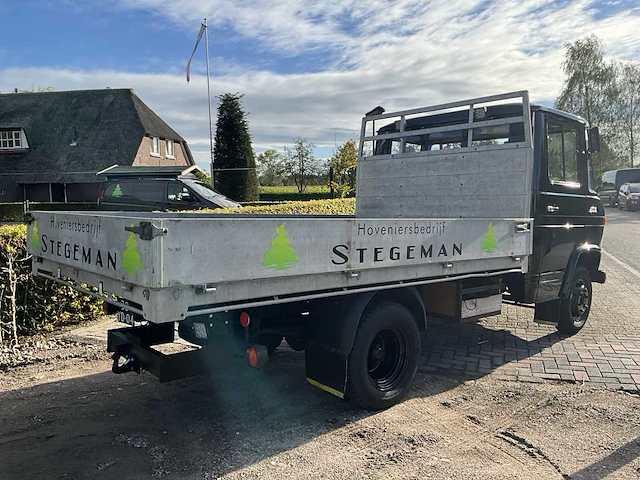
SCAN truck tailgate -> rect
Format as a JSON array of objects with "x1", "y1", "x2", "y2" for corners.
[{"x1": 27, "y1": 211, "x2": 162, "y2": 287}]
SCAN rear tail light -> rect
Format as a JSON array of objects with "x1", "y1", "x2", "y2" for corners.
[
  {"x1": 239, "y1": 311, "x2": 250, "y2": 328},
  {"x1": 246, "y1": 345, "x2": 269, "y2": 368},
  {"x1": 247, "y1": 346, "x2": 259, "y2": 367}
]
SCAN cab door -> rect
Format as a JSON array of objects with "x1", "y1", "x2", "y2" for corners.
[{"x1": 531, "y1": 111, "x2": 602, "y2": 303}]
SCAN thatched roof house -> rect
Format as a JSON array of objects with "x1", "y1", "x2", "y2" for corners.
[{"x1": 0, "y1": 88, "x2": 194, "y2": 202}]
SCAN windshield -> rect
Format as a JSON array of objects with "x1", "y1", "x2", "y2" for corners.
[
  {"x1": 629, "y1": 184, "x2": 640, "y2": 193},
  {"x1": 182, "y1": 179, "x2": 240, "y2": 207}
]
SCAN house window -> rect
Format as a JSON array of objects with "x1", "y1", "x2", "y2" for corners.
[
  {"x1": 0, "y1": 130, "x2": 22, "y2": 150},
  {"x1": 166, "y1": 140, "x2": 175, "y2": 159},
  {"x1": 150, "y1": 136, "x2": 160, "y2": 156}
]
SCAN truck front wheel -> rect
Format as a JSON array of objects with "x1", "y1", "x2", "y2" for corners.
[
  {"x1": 557, "y1": 266, "x2": 592, "y2": 334},
  {"x1": 346, "y1": 301, "x2": 421, "y2": 410}
]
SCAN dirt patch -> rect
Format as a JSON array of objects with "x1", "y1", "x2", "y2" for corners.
[{"x1": 1, "y1": 324, "x2": 639, "y2": 479}]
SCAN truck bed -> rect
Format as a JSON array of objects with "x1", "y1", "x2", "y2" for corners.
[{"x1": 28, "y1": 211, "x2": 532, "y2": 323}]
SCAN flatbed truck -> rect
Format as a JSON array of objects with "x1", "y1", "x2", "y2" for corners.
[{"x1": 26, "y1": 91, "x2": 606, "y2": 410}]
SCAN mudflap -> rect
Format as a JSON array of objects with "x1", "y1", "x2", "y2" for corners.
[
  {"x1": 303, "y1": 295, "x2": 376, "y2": 399},
  {"x1": 305, "y1": 341, "x2": 348, "y2": 399},
  {"x1": 107, "y1": 324, "x2": 209, "y2": 383},
  {"x1": 534, "y1": 299, "x2": 560, "y2": 325}
]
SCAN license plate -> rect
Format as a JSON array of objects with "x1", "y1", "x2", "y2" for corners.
[
  {"x1": 115, "y1": 298, "x2": 144, "y2": 325},
  {"x1": 116, "y1": 310, "x2": 141, "y2": 325}
]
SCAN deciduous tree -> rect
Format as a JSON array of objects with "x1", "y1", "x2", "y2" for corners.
[
  {"x1": 256, "y1": 149, "x2": 286, "y2": 186},
  {"x1": 329, "y1": 139, "x2": 357, "y2": 198},
  {"x1": 283, "y1": 138, "x2": 323, "y2": 193}
]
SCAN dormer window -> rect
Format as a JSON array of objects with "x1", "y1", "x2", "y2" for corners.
[{"x1": 0, "y1": 129, "x2": 28, "y2": 150}]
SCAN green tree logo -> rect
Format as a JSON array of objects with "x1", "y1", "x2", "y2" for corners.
[
  {"x1": 30, "y1": 219, "x2": 41, "y2": 251},
  {"x1": 121, "y1": 224, "x2": 144, "y2": 275},
  {"x1": 263, "y1": 224, "x2": 298, "y2": 270},
  {"x1": 481, "y1": 222, "x2": 499, "y2": 253},
  {"x1": 112, "y1": 184, "x2": 123, "y2": 197}
]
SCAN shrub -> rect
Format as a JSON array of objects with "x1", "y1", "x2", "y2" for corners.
[
  {"x1": 0, "y1": 225, "x2": 102, "y2": 344},
  {"x1": 0, "y1": 202, "x2": 101, "y2": 222},
  {"x1": 208, "y1": 198, "x2": 355, "y2": 215}
]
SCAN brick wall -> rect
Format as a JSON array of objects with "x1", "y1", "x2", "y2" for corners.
[{"x1": 133, "y1": 136, "x2": 190, "y2": 167}]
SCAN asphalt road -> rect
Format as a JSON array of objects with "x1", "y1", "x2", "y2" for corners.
[{"x1": 602, "y1": 206, "x2": 640, "y2": 273}]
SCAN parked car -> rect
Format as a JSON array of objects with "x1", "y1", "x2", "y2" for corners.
[
  {"x1": 97, "y1": 166, "x2": 240, "y2": 211},
  {"x1": 599, "y1": 168, "x2": 640, "y2": 207},
  {"x1": 617, "y1": 182, "x2": 640, "y2": 212}
]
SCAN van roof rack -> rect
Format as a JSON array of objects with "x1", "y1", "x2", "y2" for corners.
[{"x1": 96, "y1": 165, "x2": 201, "y2": 180}]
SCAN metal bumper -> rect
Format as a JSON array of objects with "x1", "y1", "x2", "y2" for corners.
[{"x1": 107, "y1": 324, "x2": 209, "y2": 383}]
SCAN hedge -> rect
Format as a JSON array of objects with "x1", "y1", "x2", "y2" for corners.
[
  {"x1": 208, "y1": 198, "x2": 355, "y2": 215},
  {"x1": 0, "y1": 225, "x2": 102, "y2": 344},
  {"x1": 0, "y1": 202, "x2": 101, "y2": 222}
]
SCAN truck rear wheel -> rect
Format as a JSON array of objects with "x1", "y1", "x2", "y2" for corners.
[
  {"x1": 346, "y1": 301, "x2": 421, "y2": 410},
  {"x1": 557, "y1": 266, "x2": 592, "y2": 334}
]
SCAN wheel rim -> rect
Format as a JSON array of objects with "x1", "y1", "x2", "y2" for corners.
[
  {"x1": 570, "y1": 279, "x2": 590, "y2": 324},
  {"x1": 367, "y1": 328, "x2": 408, "y2": 391}
]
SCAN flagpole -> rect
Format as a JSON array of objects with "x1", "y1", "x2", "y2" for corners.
[{"x1": 204, "y1": 18, "x2": 215, "y2": 187}]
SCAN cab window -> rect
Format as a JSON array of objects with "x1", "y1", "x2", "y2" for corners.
[{"x1": 547, "y1": 120, "x2": 579, "y2": 185}]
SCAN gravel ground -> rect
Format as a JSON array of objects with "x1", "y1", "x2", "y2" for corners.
[{"x1": 1, "y1": 318, "x2": 639, "y2": 480}]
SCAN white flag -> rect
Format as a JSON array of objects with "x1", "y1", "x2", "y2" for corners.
[{"x1": 186, "y1": 23, "x2": 206, "y2": 83}]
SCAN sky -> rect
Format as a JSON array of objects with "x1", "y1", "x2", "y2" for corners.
[{"x1": 0, "y1": 0, "x2": 639, "y2": 170}]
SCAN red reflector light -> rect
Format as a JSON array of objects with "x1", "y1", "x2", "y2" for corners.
[
  {"x1": 239, "y1": 311, "x2": 250, "y2": 328},
  {"x1": 246, "y1": 346, "x2": 259, "y2": 368}
]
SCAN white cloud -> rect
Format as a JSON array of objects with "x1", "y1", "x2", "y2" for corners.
[{"x1": 2, "y1": 0, "x2": 640, "y2": 170}]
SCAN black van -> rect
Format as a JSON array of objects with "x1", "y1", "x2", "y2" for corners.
[
  {"x1": 599, "y1": 168, "x2": 640, "y2": 207},
  {"x1": 97, "y1": 166, "x2": 240, "y2": 211}
]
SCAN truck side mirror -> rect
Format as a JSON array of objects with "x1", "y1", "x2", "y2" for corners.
[{"x1": 588, "y1": 127, "x2": 601, "y2": 153}]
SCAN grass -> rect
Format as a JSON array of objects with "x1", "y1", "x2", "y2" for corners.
[{"x1": 259, "y1": 185, "x2": 330, "y2": 194}]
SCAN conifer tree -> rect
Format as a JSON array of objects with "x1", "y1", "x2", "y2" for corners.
[{"x1": 213, "y1": 93, "x2": 259, "y2": 201}]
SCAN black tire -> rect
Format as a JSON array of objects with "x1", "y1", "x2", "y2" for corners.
[
  {"x1": 557, "y1": 266, "x2": 592, "y2": 334},
  {"x1": 257, "y1": 333, "x2": 283, "y2": 354},
  {"x1": 285, "y1": 335, "x2": 305, "y2": 351},
  {"x1": 346, "y1": 301, "x2": 421, "y2": 410}
]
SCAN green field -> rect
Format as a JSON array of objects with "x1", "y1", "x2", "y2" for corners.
[{"x1": 259, "y1": 185, "x2": 330, "y2": 194}]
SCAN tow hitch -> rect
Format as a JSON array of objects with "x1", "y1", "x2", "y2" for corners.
[
  {"x1": 107, "y1": 324, "x2": 208, "y2": 382},
  {"x1": 112, "y1": 346, "x2": 140, "y2": 374}
]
